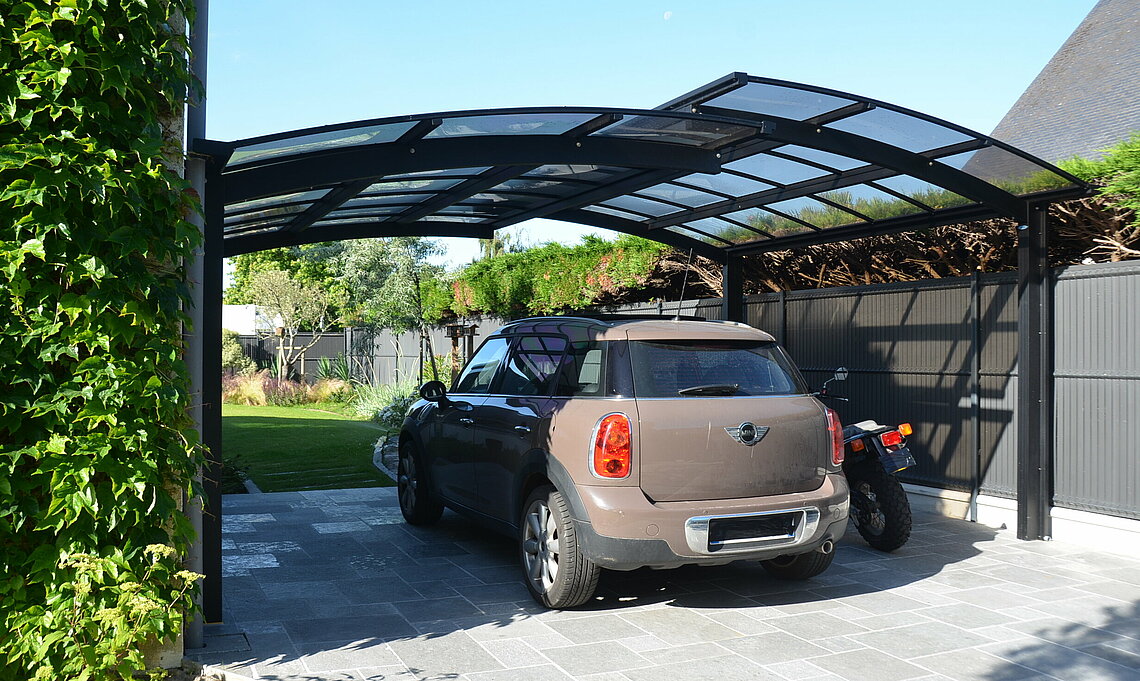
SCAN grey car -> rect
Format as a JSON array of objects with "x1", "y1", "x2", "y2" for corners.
[{"x1": 398, "y1": 315, "x2": 849, "y2": 608}]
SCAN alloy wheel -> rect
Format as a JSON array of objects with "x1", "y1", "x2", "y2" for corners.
[{"x1": 522, "y1": 498, "x2": 560, "y2": 593}]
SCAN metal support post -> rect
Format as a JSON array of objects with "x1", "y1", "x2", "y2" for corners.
[
  {"x1": 1016, "y1": 206, "x2": 1053, "y2": 540},
  {"x1": 200, "y1": 158, "x2": 225, "y2": 622},
  {"x1": 722, "y1": 256, "x2": 745, "y2": 323}
]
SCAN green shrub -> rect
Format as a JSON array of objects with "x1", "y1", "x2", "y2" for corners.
[
  {"x1": 0, "y1": 2, "x2": 201, "y2": 678},
  {"x1": 353, "y1": 380, "x2": 419, "y2": 431},
  {"x1": 222, "y1": 328, "x2": 256, "y2": 375}
]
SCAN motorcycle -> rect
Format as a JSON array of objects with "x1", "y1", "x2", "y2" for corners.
[{"x1": 819, "y1": 368, "x2": 915, "y2": 552}]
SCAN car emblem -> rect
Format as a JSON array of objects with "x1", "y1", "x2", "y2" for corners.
[{"x1": 725, "y1": 422, "x2": 769, "y2": 446}]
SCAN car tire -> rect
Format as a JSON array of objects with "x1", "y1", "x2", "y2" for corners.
[
  {"x1": 397, "y1": 440, "x2": 443, "y2": 525},
  {"x1": 760, "y1": 549, "x2": 835, "y2": 580},
  {"x1": 520, "y1": 485, "x2": 600, "y2": 609}
]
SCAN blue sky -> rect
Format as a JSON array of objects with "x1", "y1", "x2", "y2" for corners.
[{"x1": 205, "y1": 0, "x2": 1097, "y2": 267}]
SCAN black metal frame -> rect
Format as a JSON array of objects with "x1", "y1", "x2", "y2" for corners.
[{"x1": 191, "y1": 71, "x2": 1091, "y2": 624}]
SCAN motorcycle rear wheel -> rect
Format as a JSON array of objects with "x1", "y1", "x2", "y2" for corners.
[{"x1": 849, "y1": 464, "x2": 912, "y2": 552}]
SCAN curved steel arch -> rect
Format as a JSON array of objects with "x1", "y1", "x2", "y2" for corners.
[{"x1": 192, "y1": 72, "x2": 1095, "y2": 624}]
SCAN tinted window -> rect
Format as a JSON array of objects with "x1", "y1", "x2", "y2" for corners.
[
  {"x1": 554, "y1": 341, "x2": 608, "y2": 397},
  {"x1": 498, "y1": 335, "x2": 568, "y2": 396},
  {"x1": 629, "y1": 340, "x2": 808, "y2": 397},
  {"x1": 453, "y1": 336, "x2": 510, "y2": 394}
]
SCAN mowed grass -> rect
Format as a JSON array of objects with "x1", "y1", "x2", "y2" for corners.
[{"x1": 222, "y1": 404, "x2": 394, "y2": 492}]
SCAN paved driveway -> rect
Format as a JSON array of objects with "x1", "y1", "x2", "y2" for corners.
[{"x1": 192, "y1": 487, "x2": 1140, "y2": 681}]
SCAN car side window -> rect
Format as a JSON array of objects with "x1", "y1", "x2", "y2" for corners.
[
  {"x1": 498, "y1": 335, "x2": 568, "y2": 396},
  {"x1": 453, "y1": 336, "x2": 511, "y2": 394}
]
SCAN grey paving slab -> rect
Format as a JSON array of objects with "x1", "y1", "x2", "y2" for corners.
[
  {"x1": 541, "y1": 641, "x2": 650, "y2": 676},
  {"x1": 621, "y1": 654, "x2": 778, "y2": 681},
  {"x1": 810, "y1": 649, "x2": 928, "y2": 681},
  {"x1": 198, "y1": 489, "x2": 1140, "y2": 681},
  {"x1": 911, "y1": 649, "x2": 1044, "y2": 681}
]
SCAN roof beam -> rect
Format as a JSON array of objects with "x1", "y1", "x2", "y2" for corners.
[
  {"x1": 393, "y1": 165, "x2": 538, "y2": 223},
  {"x1": 282, "y1": 179, "x2": 375, "y2": 233},
  {"x1": 491, "y1": 168, "x2": 686, "y2": 230},
  {"x1": 222, "y1": 135, "x2": 723, "y2": 204},
  {"x1": 224, "y1": 221, "x2": 496, "y2": 258}
]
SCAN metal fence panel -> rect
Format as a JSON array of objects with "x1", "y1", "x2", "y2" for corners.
[{"x1": 1053, "y1": 262, "x2": 1140, "y2": 519}]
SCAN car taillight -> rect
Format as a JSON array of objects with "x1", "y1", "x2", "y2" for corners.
[
  {"x1": 880, "y1": 430, "x2": 905, "y2": 448},
  {"x1": 592, "y1": 413, "x2": 632, "y2": 479},
  {"x1": 826, "y1": 408, "x2": 843, "y2": 466}
]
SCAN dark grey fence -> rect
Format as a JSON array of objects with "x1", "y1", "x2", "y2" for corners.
[
  {"x1": 234, "y1": 261, "x2": 1138, "y2": 519},
  {"x1": 630, "y1": 262, "x2": 1137, "y2": 521}
]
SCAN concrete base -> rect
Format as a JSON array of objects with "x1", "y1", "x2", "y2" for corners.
[{"x1": 904, "y1": 482, "x2": 1140, "y2": 558}]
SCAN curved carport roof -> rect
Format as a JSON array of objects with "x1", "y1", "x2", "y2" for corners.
[
  {"x1": 195, "y1": 73, "x2": 1088, "y2": 262},
  {"x1": 191, "y1": 73, "x2": 1094, "y2": 622}
]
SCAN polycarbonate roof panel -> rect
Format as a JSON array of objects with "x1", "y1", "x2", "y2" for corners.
[
  {"x1": 937, "y1": 147, "x2": 1073, "y2": 194},
  {"x1": 340, "y1": 195, "x2": 426, "y2": 209},
  {"x1": 601, "y1": 195, "x2": 683, "y2": 218},
  {"x1": 682, "y1": 218, "x2": 768, "y2": 244},
  {"x1": 581, "y1": 204, "x2": 645, "y2": 220},
  {"x1": 637, "y1": 183, "x2": 722, "y2": 207},
  {"x1": 775, "y1": 145, "x2": 869, "y2": 171},
  {"x1": 816, "y1": 185, "x2": 926, "y2": 221},
  {"x1": 664, "y1": 224, "x2": 734, "y2": 245},
  {"x1": 229, "y1": 122, "x2": 417, "y2": 166},
  {"x1": 525, "y1": 164, "x2": 626, "y2": 181},
  {"x1": 362, "y1": 179, "x2": 463, "y2": 193},
  {"x1": 674, "y1": 172, "x2": 774, "y2": 197},
  {"x1": 724, "y1": 153, "x2": 830, "y2": 185},
  {"x1": 227, "y1": 189, "x2": 331, "y2": 214},
  {"x1": 593, "y1": 115, "x2": 755, "y2": 147},
  {"x1": 872, "y1": 175, "x2": 972, "y2": 211},
  {"x1": 425, "y1": 113, "x2": 600, "y2": 138},
  {"x1": 826, "y1": 108, "x2": 973, "y2": 153},
  {"x1": 703, "y1": 82, "x2": 854, "y2": 121},
  {"x1": 207, "y1": 73, "x2": 1087, "y2": 259}
]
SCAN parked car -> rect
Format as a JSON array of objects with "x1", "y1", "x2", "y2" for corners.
[{"x1": 397, "y1": 315, "x2": 849, "y2": 608}]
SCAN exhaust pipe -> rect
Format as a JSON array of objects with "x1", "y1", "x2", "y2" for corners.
[{"x1": 817, "y1": 540, "x2": 834, "y2": 555}]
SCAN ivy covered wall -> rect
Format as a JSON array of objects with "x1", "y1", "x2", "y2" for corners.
[{"x1": 0, "y1": 1, "x2": 202, "y2": 678}]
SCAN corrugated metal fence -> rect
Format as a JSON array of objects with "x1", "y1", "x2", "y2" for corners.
[{"x1": 236, "y1": 261, "x2": 1138, "y2": 519}]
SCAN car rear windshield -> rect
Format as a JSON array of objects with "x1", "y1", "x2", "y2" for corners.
[{"x1": 629, "y1": 340, "x2": 809, "y2": 398}]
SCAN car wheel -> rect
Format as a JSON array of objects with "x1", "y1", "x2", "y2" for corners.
[
  {"x1": 520, "y1": 485, "x2": 600, "y2": 609},
  {"x1": 397, "y1": 440, "x2": 443, "y2": 525},
  {"x1": 760, "y1": 549, "x2": 835, "y2": 580}
]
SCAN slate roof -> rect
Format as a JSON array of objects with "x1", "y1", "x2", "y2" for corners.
[{"x1": 989, "y1": 0, "x2": 1140, "y2": 162}]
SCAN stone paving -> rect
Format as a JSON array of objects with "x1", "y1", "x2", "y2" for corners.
[{"x1": 190, "y1": 487, "x2": 1140, "y2": 681}]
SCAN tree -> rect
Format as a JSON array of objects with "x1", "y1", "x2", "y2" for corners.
[{"x1": 247, "y1": 270, "x2": 337, "y2": 379}]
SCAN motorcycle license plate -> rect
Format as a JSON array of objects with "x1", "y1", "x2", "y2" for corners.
[{"x1": 880, "y1": 446, "x2": 916, "y2": 473}]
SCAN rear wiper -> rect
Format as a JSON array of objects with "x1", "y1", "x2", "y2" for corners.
[{"x1": 677, "y1": 383, "x2": 740, "y2": 396}]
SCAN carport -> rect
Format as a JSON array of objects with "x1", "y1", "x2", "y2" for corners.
[{"x1": 188, "y1": 71, "x2": 1090, "y2": 623}]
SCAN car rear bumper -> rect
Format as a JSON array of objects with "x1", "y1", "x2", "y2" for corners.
[{"x1": 572, "y1": 473, "x2": 849, "y2": 571}]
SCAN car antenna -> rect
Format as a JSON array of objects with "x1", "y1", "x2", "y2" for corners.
[{"x1": 673, "y1": 248, "x2": 694, "y2": 320}]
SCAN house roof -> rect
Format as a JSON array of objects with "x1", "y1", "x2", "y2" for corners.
[{"x1": 990, "y1": 0, "x2": 1140, "y2": 162}]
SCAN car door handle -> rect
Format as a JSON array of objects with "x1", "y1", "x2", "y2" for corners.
[
  {"x1": 459, "y1": 417, "x2": 475, "y2": 426},
  {"x1": 514, "y1": 425, "x2": 531, "y2": 434}
]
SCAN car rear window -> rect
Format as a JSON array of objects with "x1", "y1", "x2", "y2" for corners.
[{"x1": 629, "y1": 340, "x2": 809, "y2": 397}]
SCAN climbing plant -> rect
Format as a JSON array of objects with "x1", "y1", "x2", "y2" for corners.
[{"x1": 0, "y1": 1, "x2": 202, "y2": 679}]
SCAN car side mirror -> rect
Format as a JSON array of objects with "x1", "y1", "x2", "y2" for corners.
[{"x1": 419, "y1": 380, "x2": 449, "y2": 403}]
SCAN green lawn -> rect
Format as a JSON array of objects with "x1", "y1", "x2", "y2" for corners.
[{"x1": 222, "y1": 404, "x2": 394, "y2": 493}]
